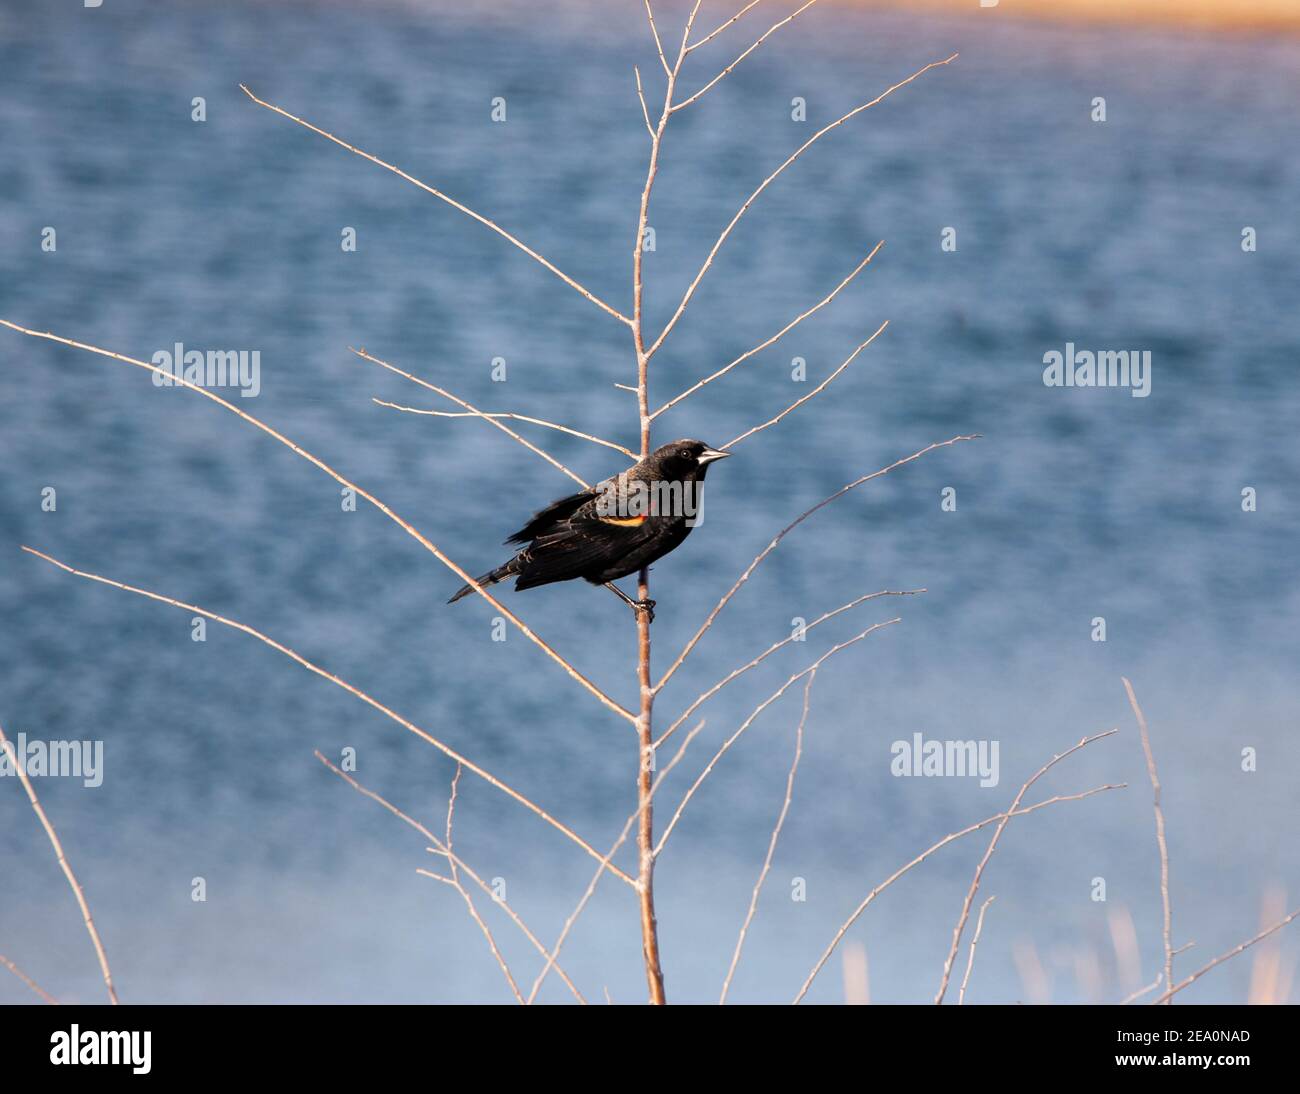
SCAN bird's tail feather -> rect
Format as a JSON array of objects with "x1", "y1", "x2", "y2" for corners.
[{"x1": 447, "y1": 560, "x2": 518, "y2": 604}]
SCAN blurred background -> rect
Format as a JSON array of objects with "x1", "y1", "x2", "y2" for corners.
[{"x1": 1, "y1": 0, "x2": 1297, "y2": 1004}]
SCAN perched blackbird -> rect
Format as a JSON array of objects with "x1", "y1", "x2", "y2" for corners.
[{"x1": 449, "y1": 439, "x2": 731, "y2": 621}]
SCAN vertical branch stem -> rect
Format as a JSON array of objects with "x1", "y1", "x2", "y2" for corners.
[
  {"x1": 1123, "y1": 676, "x2": 1174, "y2": 1002},
  {"x1": 629, "y1": 1, "x2": 701, "y2": 1005},
  {"x1": 636, "y1": 564, "x2": 664, "y2": 1004},
  {"x1": 630, "y1": 59, "x2": 666, "y2": 1011}
]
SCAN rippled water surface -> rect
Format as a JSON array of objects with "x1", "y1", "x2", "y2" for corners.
[{"x1": 1, "y1": 0, "x2": 1297, "y2": 1003}]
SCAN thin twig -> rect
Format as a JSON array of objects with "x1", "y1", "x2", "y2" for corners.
[
  {"x1": 443, "y1": 764, "x2": 461, "y2": 851},
  {"x1": 643, "y1": 0, "x2": 672, "y2": 77},
  {"x1": 647, "y1": 54, "x2": 957, "y2": 359},
  {"x1": 372, "y1": 399, "x2": 635, "y2": 458},
  {"x1": 0, "y1": 953, "x2": 58, "y2": 1005},
  {"x1": 0, "y1": 723, "x2": 118, "y2": 1005},
  {"x1": 417, "y1": 864, "x2": 523, "y2": 1001},
  {"x1": 656, "y1": 434, "x2": 979, "y2": 698},
  {"x1": 1152, "y1": 908, "x2": 1300, "y2": 1005},
  {"x1": 437, "y1": 763, "x2": 525, "y2": 1004},
  {"x1": 673, "y1": 0, "x2": 822, "y2": 111},
  {"x1": 1121, "y1": 972, "x2": 1163, "y2": 1005},
  {"x1": 656, "y1": 621, "x2": 900, "y2": 856},
  {"x1": 313, "y1": 750, "x2": 584, "y2": 1003},
  {"x1": 686, "y1": 0, "x2": 766, "y2": 53},
  {"x1": 934, "y1": 730, "x2": 1122, "y2": 1005},
  {"x1": 0, "y1": 322, "x2": 634, "y2": 725},
  {"x1": 632, "y1": 1, "x2": 701, "y2": 439},
  {"x1": 354, "y1": 347, "x2": 589, "y2": 488},
  {"x1": 957, "y1": 896, "x2": 995, "y2": 1005},
  {"x1": 651, "y1": 242, "x2": 883, "y2": 419},
  {"x1": 22, "y1": 547, "x2": 634, "y2": 887},
  {"x1": 633, "y1": 66, "x2": 655, "y2": 140},
  {"x1": 654, "y1": 588, "x2": 923, "y2": 744},
  {"x1": 719, "y1": 670, "x2": 814, "y2": 1003},
  {"x1": 794, "y1": 781, "x2": 1127, "y2": 1003},
  {"x1": 723, "y1": 321, "x2": 888, "y2": 448},
  {"x1": 1123, "y1": 677, "x2": 1174, "y2": 1003},
  {"x1": 237, "y1": 86, "x2": 630, "y2": 326}
]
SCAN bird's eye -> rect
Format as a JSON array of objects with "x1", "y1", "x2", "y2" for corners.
[{"x1": 680, "y1": 448, "x2": 693, "y2": 460}]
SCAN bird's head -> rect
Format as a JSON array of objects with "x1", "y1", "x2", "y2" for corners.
[{"x1": 648, "y1": 439, "x2": 732, "y2": 483}]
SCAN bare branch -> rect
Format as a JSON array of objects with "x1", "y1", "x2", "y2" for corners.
[
  {"x1": 686, "y1": 0, "x2": 766, "y2": 53},
  {"x1": 1121, "y1": 972, "x2": 1164, "y2": 1005},
  {"x1": 656, "y1": 434, "x2": 980, "y2": 694},
  {"x1": 438, "y1": 763, "x2": 525, "y2": 1003},
  {"x1": 1152, "y1": 908, "x2": 1300, "y2": 1005},
  {"x1": 314, "y1": 750, "x2": 583, "y2": 1002},
  {"x1": 352, "y1": 346, "x2": 590, "y2": 487},
  {"x1": 635, "y1": 597, "x2": 665, "y2": 1003},
  {"x1": 643, "y1": 0, "x2": 672, "y2": 77},
  {"x1": 934, "y1": 730, "x2": 1120, "y2": 1004},
  {"x1": 625, "y1": 0, "x2": 704, "y2": 1005},
  {"x1": 417, "y1": 860, "x2": 524, "y2": 1001},
  {"x1": 957, "y1": 896, "x2": 996, "y2": 1005},
  {"x1": 632, "y1": 27, "x2": 677, "y2": 446},
  {"x1": 23, "y1": 547, "x2": 635, "y2": 887},
  {"x1": 654, "y1": 588, "x2": 923, "y2": 745},
  {"x1": 673, "y1": 0, "x2": 821, "y2": 111},
  {"x1": 633, "y1": 65, "x2": 655, "y2": 139},
  {"x1": 443, "y1": 763, "x2": 462, "y2": 851},
  {"x1": 656, "y1": 621, "x2": 900, "y2": 855},
  {"x1": 794, "y1": 781, "x2": 1127, "y2": 1004},
  {"x1": 0, "y1": 723, "x2": 118, "y2": 1005},
  {"x1": 719, "y1": 670, "x2": 814, "y2": 1003},
  {"x1": 372, "y1": 399, "x2": 636, "y2": 458},
  {"x1": 237, "y1": 86, "x2": 630, "y2": 327},
  {"x1": 632, "y1": 1, "x2": 702, "y2": 438},
  {"x1": 527, "y1": 719, "x2": 709, "y2": 1004},
  {"x1": 0, "y1": 953, "x2": 58, "y2": 1005},
  {"x1": 0, "y1": 322, "x2": 634, "y2": 725},
  {"x1": 651, "y1": 241, "x2": 883, "y2": 419},
  {"x1": 647, "y1": 53, "x2": 957, "y2": 358},
  {"x1": 723, "y1": 320, "x2": 888, "y2": 448},
  {"x1": 1123, "y1": 676, "x2": 1175, "y2": 1002}
]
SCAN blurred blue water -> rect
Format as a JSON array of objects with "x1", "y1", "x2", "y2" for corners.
[{"x1": 1, "y1": 0, "x2": 1297, "y2": 1004}]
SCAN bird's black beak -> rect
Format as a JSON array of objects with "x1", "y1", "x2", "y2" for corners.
[{"x1": 697, "y1": 448, "x2": 731, "y2": 465}]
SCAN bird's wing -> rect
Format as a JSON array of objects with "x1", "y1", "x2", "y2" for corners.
[
  {"x1": 504, "y1": 488, "x2": 599, "y2": 546},
  {"x1": 514, "y1": 518, "x2": 656, "y2": 590}
]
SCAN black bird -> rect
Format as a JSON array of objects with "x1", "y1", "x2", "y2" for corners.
[{"x1": 448, "y1": 439, "x2": 731, "y2": 621}]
